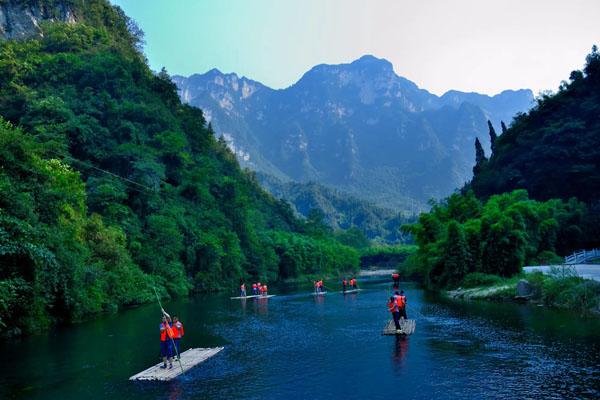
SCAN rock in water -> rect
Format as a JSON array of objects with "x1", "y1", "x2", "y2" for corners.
[{"x1": 516, "y1": 279, "x2": 533, "y2": 297}]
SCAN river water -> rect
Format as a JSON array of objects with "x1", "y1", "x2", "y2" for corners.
[{"x1": 2, "y1": 278, "x2": 599, "y2": 399}]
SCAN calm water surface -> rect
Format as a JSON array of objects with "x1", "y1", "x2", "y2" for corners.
[{"x1": 2, "y1": 278, "x2": 599, "y2": 399}]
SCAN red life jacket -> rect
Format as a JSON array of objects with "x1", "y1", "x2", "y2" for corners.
[
  {"x1": 342, "y1": 279, "x2": 347, "y2": 285},
  {"x1": 388, "y1": 301, "x2": 397, "y2": 313},
  {"x1": 396, "y1": 295, "x2": 406, "y2": 308},
  {"x1": 392, "y1": 273, "x2": 399, "y2": 278},
  {"x1": 160, "y1": 322, "x2": 174, "y2": 341},
  {"x1": 252, "y1": 283, "x2": 257, "y2": 289},
  {"x1": 173, "y1": 321, "x2": 184, "y2": 338}
]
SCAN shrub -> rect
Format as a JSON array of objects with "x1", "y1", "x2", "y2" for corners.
[{"x1": 461, "y1": 272, "x2": 503, "y2": 288}]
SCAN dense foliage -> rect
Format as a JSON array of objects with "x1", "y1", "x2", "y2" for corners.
[
  {"x1": 0, "y1": 1, "x2": 358, "y2": 336},
  {"x1": 406, "y1": 48, "x2": 600, "y2": 290},
  {"x1": 471, "y1": 46, "x2": 600, "y2": 208},
  {"x1": 404, "y1": 190, "x2": 589, "y2": 288}
]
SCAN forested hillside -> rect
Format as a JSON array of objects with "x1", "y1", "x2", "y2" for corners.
[
  {"x1": 406, "y1": 47, "x2": 600, "y2": 289},
  {"x1": 258, "y1": 173, "x2": 414, "y2": 243},
  {"x1": 471, "y1": 47, "x2": 600, "y2": 205},
  {"x1": 0, "y1": 0, "x2": 358, "y2": 336}
]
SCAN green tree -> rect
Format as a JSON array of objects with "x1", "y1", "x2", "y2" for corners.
[
  {"x1": 487, "y1": 120, "x2": 497, "y2": 153},
  {"x1": 440, "y1": 221, "x2": 470, "y2": 287}
]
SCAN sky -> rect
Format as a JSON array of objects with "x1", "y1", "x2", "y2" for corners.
[{"x1": 111, "y1": 0, "x2": 600, "y2": 96}]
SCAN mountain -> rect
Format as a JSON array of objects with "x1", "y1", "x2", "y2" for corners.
[{"x1": 173, "y1": 56, "x2": 533, "y2": 210}]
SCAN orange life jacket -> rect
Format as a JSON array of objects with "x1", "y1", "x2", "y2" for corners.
[
  {"x1": 396, "y1": 295, "x2": 406, "y2": 308},
  {"x1": 342, "y1": 279, "x2": 347, "y2": 285},
  {"x1": 160, "y1": 322, "x2": 174, "y2": 341},
  {"x1": 173, "y1": 321, "x2": 184, "y2": 338},
  {"x1": 263, "y1": 285, "x2": 268, "y2": 291},
  {"x1": 388, "y1": 301, "x2": 397, "y2": 313}
]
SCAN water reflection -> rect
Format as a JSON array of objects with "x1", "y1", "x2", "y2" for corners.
[
  {"x1": 254, "y1": 296, "x2": 270, "y2": 315},
  {"x1": 167, "y1": 381, "x2": 183, "y2": 400},
  {"x1": 314, "y1": 293, "x2": 325, "y2": 305},
  {"x1": 392, "y1": 336, "x2": 409, "y2": 369}
]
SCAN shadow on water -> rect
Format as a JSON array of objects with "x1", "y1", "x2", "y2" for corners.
[{"x1": 1, "y1": 278, "x2": 599, "y2": 399}]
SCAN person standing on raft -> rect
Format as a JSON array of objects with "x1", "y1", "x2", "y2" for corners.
[
  {"x1": 392, "y1": 272, "x2": 400, "y2": 287},
  {"x1": 388, "y1": 296, "x2": 401, "y2": 332},
  {"x1": 159, "y1": 314, "x2": 175, "y2": 369},
  {"x1": 342, "y1": 278, "x2": 348, "y2": 293},
  {"x1": 396, "y1": 290, "x2": 407, "y2": 319},
  {"x1": 240, "y1": 283, "x2": 247, "y2": 297},
  {"x1": 350, "y1": 278, "x2": 358, "y2": 289},
  {"x1": 172, "y1": 316, "x2": 184, "y2": 361},
  {"x1": 252, "y1": 282, "x2": 258, "y2": 295},
  {"x1": 260, "y1": 284, "x2": 268, "y2": 296}
]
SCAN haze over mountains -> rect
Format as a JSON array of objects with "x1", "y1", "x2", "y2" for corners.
[{"x1": 173, "y1": 55, "x2": 533, "y2": 214}]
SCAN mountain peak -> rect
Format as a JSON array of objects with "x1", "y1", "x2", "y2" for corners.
[{"x1": 350, "y1": 55, "x2": 394, "y2": 71}]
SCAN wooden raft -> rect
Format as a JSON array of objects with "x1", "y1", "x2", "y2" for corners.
[
  {"x1": 382, "y1": 319, "x2": 416, "y2": 336},
  {"x1": 129, "y1": 347, "x2": 224, "y2": 381}
]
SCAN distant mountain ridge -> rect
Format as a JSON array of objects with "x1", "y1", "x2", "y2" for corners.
[
  {"x1": 258, "y1": 173, "x2": 413, "y2": 243},
  {"x1": 173, "y1": 55, "x2": 533, "y2": 211}
]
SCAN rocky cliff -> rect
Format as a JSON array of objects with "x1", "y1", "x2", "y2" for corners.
[{"x1": 0, "y1": 0, "x2": 77, "y2": 40}]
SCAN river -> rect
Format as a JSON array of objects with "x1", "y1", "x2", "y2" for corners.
[{"x1": 2, "y1": 278, "x2": 599, "y2": 399}]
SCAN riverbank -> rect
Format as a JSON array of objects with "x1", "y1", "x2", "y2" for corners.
[{"x1": 445, "y1": 270, "x2": 600, "y2": 314}]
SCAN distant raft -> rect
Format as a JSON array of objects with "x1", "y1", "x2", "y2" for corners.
[
  {"x1": 342, "y1": 289, "x2": 362, "y2": 294},
  {"x1": 230, "y1": 294, "x2": 260, "y2": 299},
  {"x1": 230, "y1": 294, "x2": 276, "y2": 300},
  {"x1": 129, "y1": 347, "x2": 224, "y2": 381},
  {"x1": 382, "y1": 319, "x2": 416, "y2": 336},
  {"x1": 312, "y1": 291, "x2": 327, "y2": 295}
]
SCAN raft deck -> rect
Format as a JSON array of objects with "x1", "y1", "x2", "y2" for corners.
[
  {"x1": 129, "y1": 347, "x2": 224, "y2": 381},
  {"x1": 382, "y1": 319, "x2": 416, "y2": 336}
]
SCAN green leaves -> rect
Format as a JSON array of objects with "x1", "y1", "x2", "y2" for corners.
[{"x1": 407, "y1": 189, "x2": 589, "y2": 289}]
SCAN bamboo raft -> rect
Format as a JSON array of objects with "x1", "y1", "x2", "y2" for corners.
[
  {"x1": 230, "y1": 294, "x2": 276, "y2": 299},
  {"x1": 342, "y1": 289, "x2": 362, "y2": 294},
  {"x1": 382, "y1": 319, "x2": 416, "y2": 336},
  {"x1": 129, "y1": 347, "x2": 224, "y2": 381}
]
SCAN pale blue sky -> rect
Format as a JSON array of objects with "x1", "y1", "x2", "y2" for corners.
[{"x1": 111, "y1": 0, "x2": 600, "y2": 96}]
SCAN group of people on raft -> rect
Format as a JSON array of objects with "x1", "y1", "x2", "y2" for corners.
[
  {"x1": 159, "y1": 309, "x2": 185, "y2": 369},
  {"x1": 341, "y1": 277, "x2": 358, "y2": 292},
  {"x1": 314, "y1": 279, "x2": 325, "y2": 293},
  {"x1": 239, "y1": 282, "x2": 269, "y2": 297}
]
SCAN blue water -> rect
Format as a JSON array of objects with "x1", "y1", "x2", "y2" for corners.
[{"x1": 2, "y1": 278, "x2": 599, "y2": 399}]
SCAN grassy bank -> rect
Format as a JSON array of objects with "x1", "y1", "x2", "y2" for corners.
[{"x1": 446, "y1": 271, "x2": 600, "y2": 314}]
